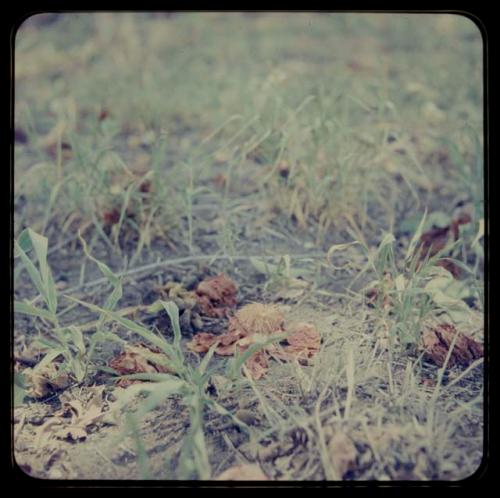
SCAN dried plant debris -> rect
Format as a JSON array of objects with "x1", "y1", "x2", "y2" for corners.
[
  {"x1": 215, "y1": 463, "x2": 269, "y2": 481},
  {"x1": 155, "y1": 281, "x2": 203, "y2": 332},
  {"x1": 232, "y1": 303, "x2": 285, "y2": 336},
  {"x1": 281, "y1": 322, "x2": 320, "y2": 361},
  {"x1": 244, "y1": 351, "x2": 269, "y2": 381},
  {"x1": 195, "y1": 273, "x2": 238, "y2": 318},
  {"x1": 188, "y1": 303, "x2": 320, "y2": 379},
  {"x1": 417, "y1": 211, "x2": 472, "y2": 278},
  {"x1": 24, "y1": 386, "x2": 116, "y2": 457},
  {"x1": 326, "y1": 430, "x2": 358, "y2": 480},
  {"x1": 109, "y1": 342, "x2": 174, "y2": 387},
  {"x1": 421, "y1": 323, "x2": 483, "y2": 369},
  {"x1": 22, "y1": 360, "x2": 72, "y2": 399}
]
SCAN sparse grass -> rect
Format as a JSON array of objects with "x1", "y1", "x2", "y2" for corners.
[{"x1": 13, "y1": 13, "x2": 484, "y2": 481}]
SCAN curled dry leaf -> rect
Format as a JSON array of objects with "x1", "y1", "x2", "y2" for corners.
[
  {"x1": 195, "y1": 273, "x2": 238, "y2": 318},
  {"x1": 23, "y1": 361, "x2": 72, "y2": 399},
  {"x1": 244, "y1": 351, "x2": 269, "y2": 380},
  {"x1": 327, "y1": 431, "x2": 358, "y2": 479},
  {"x1": 422, "y1": 323, "x2": 483, "y2": 369},
  {"x1": 102, "y1": 207, "x2": 121, "y2": 226},
  {"x1": 33, "y1": 387, "x2": 114, "y2": 446},
  {"x1": 215, "y1": 463, "x2": 269, "y2": 481},
  {"x1": 417, "y1": 211, "x2": 472, "y2": 278},
  {"x1": 187, "y1": 303, "x2": 284, "y2": 358},
  {"x1": 109, "y1": 342, "x2": 174, "y2": 387},
  {"x1": 186, "y1": 332, "x2": 220, "y2": 353},
  {"x1": 282, "y1": 322, "x2": 320, "y2": 362},
  {"x1": 188, "y1": 304, "x2": 320, "y2": 379}
]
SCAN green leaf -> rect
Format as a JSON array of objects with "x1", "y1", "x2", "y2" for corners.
[
  {"x1": 64, "y1": 296, "x2": 180, "y2": 366},
  {"x1": 34, "y1": 349, "x2": 65, "y2": 373},
  {"x1": 14, "y1": 228, "x2": 33, "y2": 258},
  {"x1": 14, "y1": 371, "x2": 28, "y2": 407},
  {"x1": 160, "y1": 301, "x2": 182, "y2": 356},
  {"x1": 228, "y1": 332, "x2": 286, "y2": 379},
  {"x1": 405, "y1": 209, "x2": 427, "y2": 263},
  {"x1": 14, "y1": 241, "x2": 48, "y2": 306},
  {"x1": 14, "y1": 300, "x2": 57, "y2": 324},
  {"x1": 198, "y1": 342, "x2": 219, "y2": 377},
  {"x1": 26, "y1": 229, "x2": 49, "y2": 289}
]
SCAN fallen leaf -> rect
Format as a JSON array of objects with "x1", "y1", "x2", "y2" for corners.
[
  {"x1": 417, "y1": 210, "x2": 473, "y2": 278},
  {"x1": 327, "y1": 432, "x2": 358, "y2": 479},
  {"x1": 244, "y1": 351, "x2": 269, "y2": 380},
  {"x1": 188, "y1": 304, "x2": 321, "y2": 379},
  {"x1": 215, "y1": 463, "x2": 269, "y2": 481},
  {"x1": 195, "y1": 273, "x2": 238, "y2": 318},
  {"x1": 422, "y1": 323, "x2": 483, "y2": 369},
  {"x1": 285, "y1": 322, "x2": 320, "y2": 350},
  {"x1": 186, "y1": 332, "x2": 220, "y2": 353},
  {"x1": 269, "y1": 322, "x2": 321, "y2": 365},
  {"x1": 103, "y1": 208, "x2": 121, "y2": 226},
  {"x1": 212, "y1": 173, "x2": 227, "y2": 189},
  {"x1": 23, "y1": 361, "x2": 71, "y2": 399},
  {"x1": 109, "y1": 342, "x2": 174, "y2": 387}
]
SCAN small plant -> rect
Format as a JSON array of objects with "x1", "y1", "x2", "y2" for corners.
[
  {"x1": 14, "y1": 229, "x2": 128, "y2": 397},
  {"x1": 14, "y1": 229, "x2": 88, "y2": 390},
  {"x1": 354, "y1": 212, "x2": 479, "y2": 349},
  {"x1": 74, "y1": 298, "x2": 249, "y2": 480}
]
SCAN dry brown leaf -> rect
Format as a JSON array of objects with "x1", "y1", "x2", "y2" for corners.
[
  {"x1": 327, "y1": 432, "x2": 358, "y2": 479},
  {"x1": 189, "y1": 304, "x2": 321, "y2": 379},
  {"x1": 286, "y1": 322, "x2": 320, "y2": 350},
  {"x1": 215, "y1": 463, "x2": 269, "y2": 481},
  {"x1": 272, "y1": 322, "x2": 321, "y2": 364},
  {"x1": 195, "y1": 273, "x2": 238, "y2": 318},
  {"x1": 244, "y1": 351, "x2": 269, "y2": 380},
  {"x1": 109, "y1": 342, "x2": 174, "y2": 387},
  {"x1": 422, "y1": 323, "x2": 483, "y2": 369},
  {"x1": 23, "y1": 361, "x2": 71, "y2": 399},
  {"x1": 186, "y1": 332, "x2": 220, "y2": 353},
  {"x1": 417, "y1": 211, "x2": 472, "y2": 278}
]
